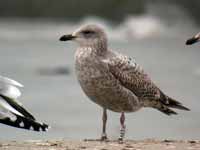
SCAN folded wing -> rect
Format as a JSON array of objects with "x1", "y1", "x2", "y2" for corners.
[{"x1": 105, "y1": 51, "x2": 189, "y2": 115}]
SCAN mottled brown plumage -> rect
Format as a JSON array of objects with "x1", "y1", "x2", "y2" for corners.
[
  {"x1": 60, "y1": 24, "x2": 190, "y2": 141},
  {"x1": 106, "y1": 51, "x2": 189, "y2": 114}
]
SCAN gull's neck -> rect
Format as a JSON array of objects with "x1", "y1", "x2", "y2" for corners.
[{"x1": 79, "y1": 39, "x2": 107, "y2": 56}]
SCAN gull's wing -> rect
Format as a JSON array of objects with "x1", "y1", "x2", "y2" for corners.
[
  {"x1": 0, "y1": 95, "x2": 35, "y2": 120},
  {"x1": 105, "y1": 51, "x2": 189, "y2": 115},
  {"x1": 0, "y1": 76, "x2": 49, "y2": 131},
  {"x1": 106, "y1": 51, "x2": 160, "y2": 100},
  {"x1": 0, "y1": 103, "x2": 49, "y2": 132},
  {"x1": 0, "y1": 76, "x2": 23, "y2": 88},
  {"x1": 0, "y1": 96, "x2": 49, "y2": 131},
  {"x1": 0, "y1": 76, "x2": 23, "y2": 102},
  {"x1": 0, "y1": 76, "x2": 35, "y2": 120}
]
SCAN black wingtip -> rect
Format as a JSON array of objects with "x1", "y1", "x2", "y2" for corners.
[
  {"x1": 39, "y1": 123, "x2": 50, "y2": 132},
  {"x1": 0, "y1": 94, "x2": 36, "y2": 120},
  {"x1": 0, "y1": 114, "x2": 50, "y2": 132},
  {"x1": 166, "y1": 97, "x2": 190, "y2": 111},
  {"x1": 160, "y1": 93, "x2": 190, "y2": 112},
  {"x1": 177, "y1": 105, "x2": 190, "y2": 111}
]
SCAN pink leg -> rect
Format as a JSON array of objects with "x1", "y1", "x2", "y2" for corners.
[
  {"x1": 101, "y1": 108, "x2": 108, "y2": 140},
  {"x1": 119, "y1": 112, "x2": 126, "y2": 141}
]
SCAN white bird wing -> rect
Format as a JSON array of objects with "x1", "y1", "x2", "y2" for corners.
[
  {"x1": 0, "y1": 76, "x2": 35, "y2": 120},
  {"x1": 0, "y1": 97, "x2": 23, "y2": 117},
  {"x1": 0, "y1": 76, "x2": 23, "y2": 87},
  {"x1": 0, "y1": 98, "x2": 49, "y2": 132},
  {"x1": 0, "y1": 76, "x2": 23, "y2": 100},
  {"x1": 0, "y1": 76, "x2": 49, "y2": 131},
  {"x1": 0, "y1": 99, "x2": 18, "y2": 121}
]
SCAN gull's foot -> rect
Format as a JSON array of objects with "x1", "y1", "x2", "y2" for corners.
[
  {"x1": 101, "y1": 136, "x2": 108, "y2": 141},
  {"x1": 101, "y1": 133, "x2": 108, "y2": 141},
  {"x1": 118, "y1": 137, "x2": 124, "y2": 144}
]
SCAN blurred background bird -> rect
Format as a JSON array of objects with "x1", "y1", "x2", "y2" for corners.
[
  {"x1": 186, "y1": 32, "x2": 200, "y2": 45},
  {"x1": 0, "y1": 76, "x2": 49, "y2": 131}
]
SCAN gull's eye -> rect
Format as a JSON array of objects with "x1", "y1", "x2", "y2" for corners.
[{"x1": 82, "y1": 30, "x2": 95, "y2": 35}]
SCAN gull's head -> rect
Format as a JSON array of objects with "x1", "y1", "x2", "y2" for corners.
[
  {"x1": 59, "y1": 24, "x2": 107, "y2": 47},
  {"x1": 186, "y1": 32, "x2": 200, "y2": 45}
]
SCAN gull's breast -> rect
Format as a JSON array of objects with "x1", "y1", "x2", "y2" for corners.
[{"x1": 75, "y1": 55, "x2": 140, "y2": 112}]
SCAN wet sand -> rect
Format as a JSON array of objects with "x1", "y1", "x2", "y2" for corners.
[{"x1": 0, "y1": 139, "x2": 200, "y2": 150}]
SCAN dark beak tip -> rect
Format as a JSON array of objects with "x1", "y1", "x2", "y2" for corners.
[{"x1": 59, "y1": 34, "x2": 75, "y2": 41}]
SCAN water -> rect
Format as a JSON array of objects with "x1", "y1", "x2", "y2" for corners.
[{"x1": 0, "y1": 19, "x2": 200, "y2": 141}]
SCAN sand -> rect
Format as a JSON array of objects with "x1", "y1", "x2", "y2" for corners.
[{"x1": 0, "y1": 139, "x2": 199, "y2": 150}]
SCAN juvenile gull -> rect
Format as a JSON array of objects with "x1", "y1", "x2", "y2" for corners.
[
  {"x1": 59, "y1": 24, "x2": 190, "y2": 141},
  {"x1": 186, "y1": 32, "x2": 200, "y2": 45},
  {"x1": 0, "y1": 76, "x2": 49, "y2": 131}
]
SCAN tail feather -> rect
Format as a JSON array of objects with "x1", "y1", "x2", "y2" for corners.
[
  {"x1": 160, "y1": 92, "x2": 190, "y2": 111},
  {"x1": 0, "y1": 113, "x2": 49, "y2": 131},
  {"x1": 157, "y1": 105, "x2": 178, "y2": 116},
  {"x1": 165, "y1": 97, "x2": 190, "y2": 111},
  {"x1": 154, "y1": 91, "x2": 190, "y2": 116}
]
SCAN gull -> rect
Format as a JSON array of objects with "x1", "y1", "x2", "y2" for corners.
[
  {"x1": 0, "y1": 75, "x2": 49, "y2": 131},
  {"x1": 186, "y1": 32, "x2": 200, "y2": 45},
  {"x1": 59, "y1": 24, "x2": 190, "y2": 141}
]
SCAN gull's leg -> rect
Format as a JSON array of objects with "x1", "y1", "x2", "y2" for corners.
[
  {"x1": 101, "y1": 108, "x2": 108, "y2": 141},
  {"x1": 118, "y1": 112, "x2": 126, "y2": 141}
]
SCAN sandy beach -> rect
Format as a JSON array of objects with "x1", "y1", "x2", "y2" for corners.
[{"x1": 0, "y1": 139, "x2": 199, "y2": 150}]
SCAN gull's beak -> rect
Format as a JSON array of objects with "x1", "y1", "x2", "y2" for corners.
[
  {"x1": 59, "y1": 34, "x2": 75, "y2": 41},
  {"x1": 186, "y1": 34, "x2": 200, "y2": 45}
]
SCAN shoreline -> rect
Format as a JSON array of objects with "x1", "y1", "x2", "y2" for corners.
[{"x1": 0, "y1": 139, "x2": 200, "y2": 150}]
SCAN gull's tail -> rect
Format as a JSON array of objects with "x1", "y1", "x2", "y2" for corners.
[
  {"x1": 162, "y1": 96, "x2": 190, "y2": 111},
  {"x1": 156, "y1": 92, "x2": 190, "y2": 116},
  {"x1": 0, "y1": 113, "x2": 49, "y2": 131}
]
